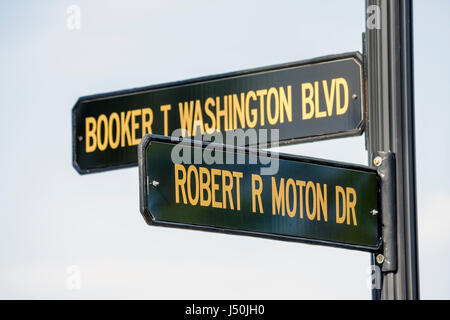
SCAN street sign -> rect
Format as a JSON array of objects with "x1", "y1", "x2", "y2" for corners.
[
  {"x1": 73, "y1": 52, "x2": 364, "y2": 174},
  {"x1": 138, "y1": 134, "x2": 380, "y2": 252}
]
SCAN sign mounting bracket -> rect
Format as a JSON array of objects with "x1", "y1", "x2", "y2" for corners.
[{"x1": 373, "y1": 151, "x2": 397, "y2": 273}]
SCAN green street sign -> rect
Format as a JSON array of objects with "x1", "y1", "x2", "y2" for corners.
[
  {"x1": 138, "y1": 135, "x2": 380, "y2": 251},
  {"x1": 73, "y1": 52, "x2": 364, "y2": 174}
]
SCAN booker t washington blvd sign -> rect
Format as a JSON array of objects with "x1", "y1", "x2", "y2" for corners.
[
  {"x1": 139, "y1": 135, "x2": 381, "y2": 251},
  {"x1": 73, "y1": 52, "x2": 364, "y2": 174}
]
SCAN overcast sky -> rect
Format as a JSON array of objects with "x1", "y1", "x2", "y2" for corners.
[{"x1": 0, "y1": 0, "x2": 449, "y2": 299}]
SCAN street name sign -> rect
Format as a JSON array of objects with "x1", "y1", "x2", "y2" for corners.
[
  {"x1": 73, "y1": 52, "x2": 364, "y2": 174},
  {"x1": 138, "y1": 135, "x2": 380, "y2": 251}
]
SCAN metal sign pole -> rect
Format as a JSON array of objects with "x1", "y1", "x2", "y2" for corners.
[{"x1": 364, "y1": 0, "x2": 419, "y2": 299}]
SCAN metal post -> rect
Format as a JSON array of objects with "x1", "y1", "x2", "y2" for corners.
[{"x1": 364, "y1": 0, "x2": 419, "y2": 299}]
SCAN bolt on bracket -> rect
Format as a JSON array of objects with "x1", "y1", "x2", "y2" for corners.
[{"x1": 372, "y1": 151, "x2": 397, "y2": 273}]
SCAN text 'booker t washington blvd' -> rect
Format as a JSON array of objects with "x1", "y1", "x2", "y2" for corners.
[{"x1": 73, "y1": 52, "x2": 364, "y2": 174}]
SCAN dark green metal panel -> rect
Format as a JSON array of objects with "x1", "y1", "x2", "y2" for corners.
[
  {"x1": 73, "y1": 52, "x2": 364, "y2": 174},
  {"x1": 139, "y1": 135, "x2": 381, "y2": 251}
]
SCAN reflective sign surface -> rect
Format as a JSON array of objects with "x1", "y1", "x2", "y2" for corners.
[
  {"x1": 73, "y1": 52, "x2": 364, "y2": 174},
  {"x1": 139, "y1": 135, "x2": 380, "y2": 252}
]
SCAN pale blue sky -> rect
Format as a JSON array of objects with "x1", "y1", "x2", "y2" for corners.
[{"x1": 0, "y1": 0, "x2": 449, "y2": 299}]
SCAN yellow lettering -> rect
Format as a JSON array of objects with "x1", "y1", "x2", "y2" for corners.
[
  {"x1": 316, "y1": 183, "x2": 328, "y2": 222},
  {"x1": 251, "y1": 174, "x2": 264, "y2": 214},
  {"x1": 120, "y1": 111, "x2": 132, "y2": 147},
  {"x1": 335, "y1": 186, "x2": 346, "y2": 224},
  {"x1": 222, "y1": 170, "x2": 234, "y2": 210},
  {"x1": 302, "y1": 83, "x2": 314, "y2": 120},
  {"x1": 233, "y1": 93, "x2": 245, "y2": 130},
  {"x1": 97, "y1": 114, "x2": 108, "y2": 151},
  {"x1": 256, "y1": 89, "x2": 267, "y2": 126},
  {"x1": 193, "y1": 100, "x2": 204, "y2": 135},
  {"x1": 187, "y1": 165, "x2": 199, "y2": 205},
  {"x1": 279, "y1": 85, "x2": 292, "y2": 123},
  {"x1": 199, "y1": 167, "x2": 211, "y2": 207},
  {"x1": 204, "y1": 97, "x2": 216, "y2": 134},
  {"x1": 211, "y1": 168, "x2": 222, "y2": 208},
  {"x1": 346, "y1": 187, "x2": 357, "y2": 226},
  {"x1": 175, "y1": 164, "x2": 187, "y2": 204},
  {"x1": 296, "y1": 180, "x2": 306, "y2": 219},
  {"x1": 160, "y1": 104, "x2": 171, "y2": 136},
  {"x1": 272, "y1": 177, "x2": 285, "y2": 216},
  {"x1": 314, "y1": 81, "x2": 326, "y2": 118},
  {"x1": 305, "y1": 181, "x2": 316, "y2": 220},
  {"x1": 108, "y1": 112, "x2": 120, "y2": 149},
  {"x1": 323, "y1": 79, "x2": 336, "y2": 116},
  {"x1": 286, "y1": 178, "x2": 297, "y2": 218},
  {"x1": 178, "y1": 101, "x2": 194, "y2": 137},
  {"x1": 216, "y1": 96, "x2": 227, "y2": 132},
  {"x1": 131, "y1": 109, "x2": 141, "y2": 145},
  {"x1": 85, "y1": 117, "x2": 97, "y2": 153},
  {"x1": 336, "y1": 78, "x2": 349, "y2": 115},
  {"x1": 245, "y1": 90, "x2": 258, "y2": 128},
  {"x1": 233, "y1": 171, "x2": 243, "y2": 211},
  {"x1": 266, "y1": 87, "x2": 279, "y2": 125}
]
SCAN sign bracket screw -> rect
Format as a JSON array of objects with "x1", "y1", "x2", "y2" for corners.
[
  {"x1": 373, "y1": 156, "x2": 383, "y2": 167},
  {"x1": 150, "y1": 180, "x2": 159, "y2": 187},
  {"x1": 376, "y1": 254, "x2": 385, "y2": 264}
]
